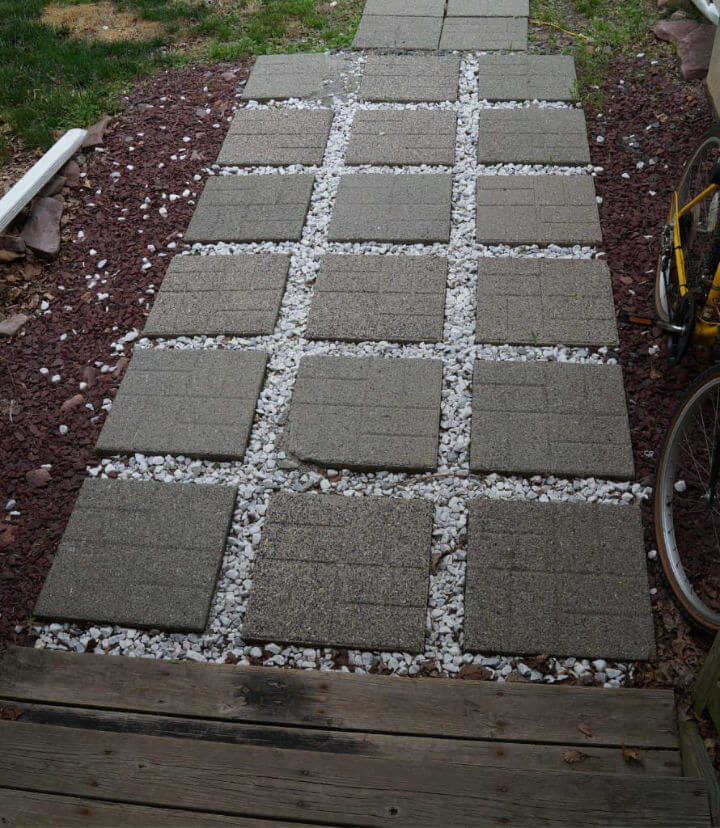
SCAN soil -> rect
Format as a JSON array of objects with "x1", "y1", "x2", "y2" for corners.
[{"x1": 41, "y1": 2, "x2": 165, "y2": 43}]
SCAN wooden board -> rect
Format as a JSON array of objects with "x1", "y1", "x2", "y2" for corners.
[{"x1": 679, "y1": 718, "x2": 720, "y2": 826}]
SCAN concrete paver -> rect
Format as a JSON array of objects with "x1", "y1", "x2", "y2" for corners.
[
  {"x1": 353, "y1": 14, "x2": 443, "y2": 50},
  {"x1": 439, "y1": 17, "x2": 528, "y2": 51},
  {"x1": 476, "y1": 55, "x2": 577, "y2": 101},
  {"x1": 364, "y1": 0, "x2": 445, "y2": 14},
  {"x1": 241, "y1": 54, "x2": 356, "y2": 102},
  {"x1": 447, "y1": 0, "x2": 529, "y2": 15},
  {"x1": 345, "y1": 110, "x2": 457, "y2": 166},
  {"x1": 359, "y1": 55, "x2": 461, "y2": 102}
]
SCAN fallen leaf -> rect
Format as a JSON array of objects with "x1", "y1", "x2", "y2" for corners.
[
  {"x1": 0, "y1": 705, "x2": 22, "y2": 721},
  {"x1": 563, "y1": 749, "x2": 589, "y2": 764},
  {"x1": 622, "y1": 744, "x2": 642, "y2": 765},
  {"x1": 578, "y1": 723, "x2": 593, "y2": 738}
]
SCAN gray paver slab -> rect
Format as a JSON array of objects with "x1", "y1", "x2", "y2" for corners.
[
  {"x1": 439, "y1": 17, "x2": 528, "y2": 50},
  {"x1": 184, "y1": 174, "x2": 314, "y2": 243},
  {"x1": 477, "y1": 108, "x2": 590, "y2": 164},
  {"x1": 359, "y1": 55, "x2": 461, "y2": 102},
  {"x1": 469, "y1": 360, "x2": 634, "y2": 478},
  {"x1": 217, "y1": 109, "x2": 333, "y2": 167},
  {"x1": 476, "y1": 55, "x2": 577, "y2": 101},
  {"x1": 476, "y1": 258, "x2": 618, "y2": 347},
  {"x1": 243, "y1": 493, "x2": 433, "y2": 652},
  {"x1": 464, "y1": 500, "x2": 656, "y2": 660},
  {"x1": 352, "y1": 14, "x2": 443, "y2": 50},
  {"x1": 34, "y1": 479, "x2": 237, "y2": 631},
  {"x1": 287, "y1": 355, "x2": 443, "y2": 471},
  {"x1": 328, "y1": 173, "x2": 452, "y2": 243},
  {"x1": 96, "y1": 348, "x2": 267, "y2": 460},
  {"x1": 365, "y1": 0, "x2": 446, "y2": 14},
  {"x1": 143, "y1": 254, "x2": 290, "y2": 337},
  {"x1": 345, "y1": 110, "x2": 457, "y2": 166},
  {"x1": 447, "y1": 0, "x2": 529, "y2": 15},
  {"x1": 241, "y1": 54, "x2": 356, "y2": 102},
  {"x1": 307, "y1": 255, "x2": 447, "y2": 343},
  {"x1": 475, "y1": 175, "x2": 602, "y2": 245}
]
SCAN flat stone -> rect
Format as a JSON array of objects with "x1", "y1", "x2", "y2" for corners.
[
  {"x1": 439, "y1": 17, "x2": 528, "y2": 50},
  {"x1": 241, "y1": 54, "x2": 356, "y2": 102},
  {"x1": 328, "y1": 173, "x2": 452, "y2": 243},
  {"x1": 307, "y1": 254, "x2": 447, "y2": 343},
  {"x1": 364, "y1": 0, "x2": 445, "y2": 14},
  {"x1": 464, "y1": 500, "x2": 656, "y2": 660},
  {"x1": 475, "y1": 175, "x2": 602, "y2": 245},
  {"x1": 184, "y1": 174, "x2": 314, "y2": 243},
  {"x1": 353, "y1": 14, "x2": 443, "y2": 49},
  {"x1": 359, "y1": 55, "x2": 461, "y2": 102},
  {"x1": 34, "y1": 478, "x2": 236, "y2": 631},
  {"x1": 476, "y1": 258, "x2": 618, "y2": 346},
  {"x1": 217, "y1": 110, "x2": 334, "y2": 166},
  {"x1": 477, "y1": 108, "x2": 590, "y2": 164},
  {"x1": 476, "y1": 55, "x2": 577, "y2": 101},
  {"x1": 96, "y1": 348, "x2": 267, "y2": 460},
  {"x1": 287, "y1": 355, "x2": 443, "y2": 471},
  {"x1": 469, "y1": 361, "x2": 634, "y2": 478},
  {"x1": 0, "y1": 314, "x2": 28, "y2": 337},
  {"x1": 447, "y1": 0, "x2": 529, "y2": 15},
  {"x1": 20, "y1": 196, "x2": 63, "y2": 258},
  {"x1": 654, "y1": 19, "x2": 716, "y2": 80},
  {"x1": 143, "y1": 254, "x2": 290, "y2": 337},
  {"x1": 243, "y1": 493, "x2": 433, "y2": 652},
  {"x1": 82, "y1": 115, "x2": 111, "y2": 148},
  {"x1": 345, "y1": 110, "x2": 457, "y2": 166}
]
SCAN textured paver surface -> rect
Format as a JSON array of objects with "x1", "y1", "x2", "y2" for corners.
[
  {"x1": 34, "y1": 479, "x2": 237, "y2": 631},
  {"x1": 447, "y1": 0, "x2": 529, "y2": 15},
  {"x1": 241, "y1": 54, "x2": 356, "y2": 102},
  {"x1": 359, "y1": 56, "x2": 460, "y2": 102},
  {"x1": 465, "y1": 500, "x2": 656, "y2": 659},
  {"x1": 184, "y1": 174, "x2": 314, "y2": 243},
  {"x1": 217, "y1": 110, "x2": 333, "y2": 167},
  {"x1": 96, "y1": 349, "x2": 267, "y2": 460},
  {"x1": 345, "y1": 110, "x2": 457, "y2": 166},
  {"x1": 470, "y1": 361, "x2": 634, "y2": 478},
  {"x1": 353, "y1": 14, "x2": 443, "y2": 50},
  {"x1": 476, "y1": 55, "x2": 577, "y2": 101},
  {"x1": 365, "y1": 0, "x2": 445, "y2": 14},
  {"x1": 476, "y1": 175, "x2": 602, "y2": 245},
  {"x1": 439, "y1": 17, "x2": 528, "y2": 50},
  {"x1": 477, "y1": 108, "x2": 590, "y2": 164},
  {"x1": 307, "y1": 255, "x2": 447, "y2": 343},
  {"x1": 287, "y1": 355, "x2": 443, "y2": 470},
  {"x1": 243, "y1": 493, "x2": 433, "y2": 651},
  {"x1": 328, "y1": 174, "x2": 452, "y2": 243},
  {"x1": 476, "y1": 258, "x2": 618, "y2": 346},
  {"x1": 144, "y1": 254, "x2": 290, "y2": 337}
]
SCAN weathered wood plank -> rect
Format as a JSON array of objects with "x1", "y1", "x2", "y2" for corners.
[
  {"x1": 693, "y1": 632, "x2": 720, "y2": 716},
  {"x1": 0, "y1": 721, "x2": 710, "y2": 827},
  {"x1": 0, "y1": 646, "x2": 678, "y2": 748},
  {"x1": 679, "y1": 719, "x2": 720, "y2": 826}
]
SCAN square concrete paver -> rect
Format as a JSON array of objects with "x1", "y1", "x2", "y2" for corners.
[
  {"x1": 241, "y1": 54, "x2": 356, "y2": 102},
  {"x1": 184, "y1": 174, "x2": 314, "y2": 243},
  {"x1": 143, "y1": 254, "x2": 290, "y2": 337},
  {"x1": 476, "y1": 258, "x2": 618, "y2": 347},
  {"x1": 477, "y1": 108, "x2": 590, "y2": 165},
  {"x1": 345, "y1": 110, "x2": 457, "y2": 166},
  {"x1": 469, "y1": 360, "x2": 634, "y2": 478},
  {"x1": 359, "y1": 56, "x2": 461, "y2": 102},
  {"x1": 34, "y1": 479, "x2": 237, "y2": 631},
  {"x1": 328, "y1": 174, "x2": 452, "y2": 243},
  {"x1": 476, "y1": 55, "x2": 577, "y2": 101},
  {"x1": 287, "y1": 355, "x2": 443, "y2": 471},
  {"x1": 243, "y1": 493, "x2": 433, "y2": 652},
  {"x1": 465, "y1": 500, "x2": 656, "y2": 660},
  {"x1": 96, "y1": 349, "x2": 267, "y2": 460},
  {"x1": 439, "y1": 17, "x2": 528, "y2": 51},
  {"x1": 476, "y1": 175, "x2": 602, "y2": 245},
  {"x1": 307, "y1": 255, "x2": 447, "y2": 343},
  {"x1": 447, "y1": 0, "x2": 529, "y2": 15},
  {"x1": 353, "y1": 14, "x2": 443, "y2": 49},
  {"x1": 217, "y1": 110, "x2": 333, "y2": 167},
  {"x1": 364, "y1": 0, "x2": 445, "y2": 14}
]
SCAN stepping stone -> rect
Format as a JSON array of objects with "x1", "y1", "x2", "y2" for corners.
[
  {"x1": 359, "y1": 56, "x2": 461, "y2": 102},
  {"x1": 477, "y1": 108, "x2": 591, "y2": 165},
  {"x1": 217, "y1": 110, "x2": 333, "y2": 167},
  {"x1": 307, "y1": 255, "x2": 447, "y2": 343},
  {"x1": 328, "y1": 173, "x2": 452, "y2": 243},
  {"x1": 34, "y1": 479, "x2": 237, "y2": 631},
  {"x1": 447, "y1": 0, "x2": 529, "y2": 15},
  {"x1": 476, "y1": 259, "x2": 618, "y2": 347},
  {"x1": 364, "y1": 0, "x2": 445, "y2": 15},
  {"x1": 184, "y1": 174, "x2": 314, "y2": 243},
  {"x1": 243, "y1": 493, "x2": 433, "y2": 652},
  {"x1": 286, "y1": 355, "x2": 443, "y2": 471},
  {"x1": 439, "y1": 17, "x2": 528, "y2": 51},
  {"x1": 477, "y1": 55, "x2": 577, "y2": 101},
  {"x1": 475, "y1": 175, "x2": 602, "y2": 245},
  {"x1": 241, "y1": 54, "x2": 356, "y2": 102},
  {"x1": 143, "y1": 254, "x2": 290, "y2": 337},
  {"x1": 464, "y1": 500, "x2": 656, "y2": 660},
  {"x1": 469, "y1": 361, "x2": 634, "y2": 479},
  {"x1": 345, "y1": 110, "x2": 457, "y2": 166},
  {"x1": 96, "y1": 349, "x2": 267, "y2": 460},
  {"x1": 353, "y1": 15, "x2": 443, "y2": 50}
]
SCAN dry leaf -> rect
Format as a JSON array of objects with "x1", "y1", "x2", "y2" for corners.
[
  {"x1": 578, "y1": 723, "x2": 593, "y2": 738},
  {"x1": 0, "y1": 705, "x2": 22, "y2": 721},
  {"x1": 562, "y1": 749, "x2": 589, "y2": 764},
  {"x1": 622, "y1": 744, "x2": 642, "y2": 765}
]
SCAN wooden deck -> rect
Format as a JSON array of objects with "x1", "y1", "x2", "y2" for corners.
[{"x1": 0, "y1": 644, "x2": 713, "y2": 826}]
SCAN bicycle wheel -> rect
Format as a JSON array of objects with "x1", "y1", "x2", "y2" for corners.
[{"x1": 654, "y1": 364, "x2": 720, "y2": 632}]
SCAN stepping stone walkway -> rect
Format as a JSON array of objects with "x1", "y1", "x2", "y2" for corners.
[
  {"x1": 345, "y1": 110, "x2": 457, "y2": 166},
  {"x1": 359, "y1": 55, "x2": 460, "y2": 102}
]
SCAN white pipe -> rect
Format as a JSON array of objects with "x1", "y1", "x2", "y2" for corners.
[
  {"x1": 0, "y1": 128, "x2": 87, "y2": 234},
  {"x1": 691, "y1": 0, "x2": 719, "y2": 24}
]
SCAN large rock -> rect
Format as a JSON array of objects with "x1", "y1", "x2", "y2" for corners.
[
  {"x1": 82, "y1": 115, "x2": 111, "y2": 148},
  {"x1": 654, "y1": 19, "x2": 717, "y2": 80},
  {"x1": 20, "y1": 196, "x2": 64, "y2": 258}
]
